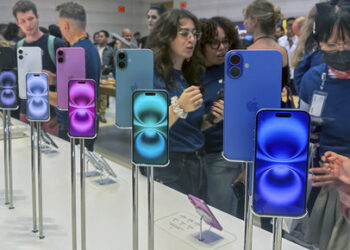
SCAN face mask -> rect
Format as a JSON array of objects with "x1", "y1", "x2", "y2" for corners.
[{"x1": 322, "y1": 50, "x2": 350, "y2": 72}]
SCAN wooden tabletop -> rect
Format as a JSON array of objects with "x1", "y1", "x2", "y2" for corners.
[{"x1": 100, "y1": 79, "x2": 116, "y2": 97}]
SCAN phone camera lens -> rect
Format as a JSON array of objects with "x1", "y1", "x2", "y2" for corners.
[
  {"x1": 230, "y1": 54, "x2": 241, "y2": 65},
  {"x1": 230, "y1": 66, "x2": 241, "y2": 78},
  {"x1": 58, "y1": 50, "x2": 64, "y2": 56},
  {"x1": 118, "y1": 61, "x2": 126, "y2": 69},
  {"x1": 118, "y1": 52, "x2": 125, "y2": 59},
  {"x1": 58, "y1": 57, "x2": 64, "y2": 63},
  {"x1": 18, "y1": 49, "x2": 23, "y2": 54},
  {"x1": 19, "y1": 55, "x2": 24, "y2": 60}
]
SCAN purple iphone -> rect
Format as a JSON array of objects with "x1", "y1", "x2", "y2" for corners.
[
  {"x1": 188, "y1": 194, "x2": 223, "y2": 231},
  {"x1": 56, "y1": 47, "x2": 86, "y2": 110},
  {"x1": 68, "y1": 79, "x2": 96, "y2": 138}
]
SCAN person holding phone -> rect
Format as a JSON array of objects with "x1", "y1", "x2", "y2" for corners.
[
  {"x1": 198, "y1": 17, "x2": 242, "y2": 215},
  {"x1": 299, "y1": 1, "x2": 350, "y2": 249},
  {"x1": 146, "y1": 9, "x2": 223, "y2": 198}
]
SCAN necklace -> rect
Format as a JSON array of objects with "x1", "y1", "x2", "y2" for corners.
[{"x1": 254, "y1": 35, "x2": 276, "y2": 43}]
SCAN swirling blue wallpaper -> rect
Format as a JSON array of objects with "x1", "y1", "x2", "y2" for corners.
[
  {"x1": 253, "y1": 110, "x2": 309, "y2": 216},
  {"x1": 26, "y1": 73, "x2": 49, "y2": 121},
  {"x1": 0, "y1": 71, "x2": 17, "y2": 109},
  {"x1": 133, "y1": 91, "x2": 168, "y2": 165},
  {"x1": 68, "y1": 80, "x2": 96, "y2": 138}
]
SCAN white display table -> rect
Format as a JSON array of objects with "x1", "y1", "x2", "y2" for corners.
[{"x1": 0, "y1": 123, "x2": 306, "y2": 250}]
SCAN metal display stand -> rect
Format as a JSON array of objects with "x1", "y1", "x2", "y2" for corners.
[
  {"x1": 272, "y1": 218, "x2": 283, "y2": 250},
  {"x1": 37, "y1": 122, "x2": 44, "y2": 239},
  {"x1": 71, "y1": 138, "x2": 77, "y2": 250},
  {"x1": 132, "y1": 164, "x2": 138, "y2": 250},
  {"x1": 147, "y1": 167, "x2": 154, "y2": 250},
  {"x1": 30, "y1": 122, "x2": 38, "y2": 232},
  {"x1": 2, "y1": 110, "x2": 14, "y2": 208},
  {"x1": 243, "y1": 161, "x2": 253, "y2": 250}
]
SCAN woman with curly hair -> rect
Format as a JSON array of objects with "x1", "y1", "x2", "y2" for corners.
[
  {"x1": 146, "y1": 9, "x2": 224, "y2": 197},
  {"x1": 199, "y1": 16, "x2": 242, "y2": 215}
]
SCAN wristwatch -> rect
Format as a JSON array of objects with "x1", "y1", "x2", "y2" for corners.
[{"x1": 171, "y1": 96, "x2": 188, "y2": 119}]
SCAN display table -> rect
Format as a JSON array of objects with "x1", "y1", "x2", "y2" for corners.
[
  {"x1": 100, "y1": 79, "x2": 116, "y2": 97},
  {"x1": 0, "y1": 122, "x2": 306, "y2": 250}
]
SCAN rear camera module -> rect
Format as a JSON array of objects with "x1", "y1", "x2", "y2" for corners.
[
  {"x1": 230, "y1": 66, "x2": 241, "y2": 78},
  {"x1": 230, "y1": 54, "x2": 241, "y2": 65}
]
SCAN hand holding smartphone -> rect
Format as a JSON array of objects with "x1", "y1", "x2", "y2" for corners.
[
  {"x1": 68, "y1": 79, "x2": 96, "y2": 138},
  {"x1": 188, "y1": 194, "x2": 223, "y2": 231}
]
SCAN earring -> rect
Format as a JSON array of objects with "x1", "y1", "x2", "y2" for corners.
[{"x1": 186, "y1": 57, "x2": 191, "y2": 62}]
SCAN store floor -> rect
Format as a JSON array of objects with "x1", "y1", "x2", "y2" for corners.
[{"x1": 94, "y1": 97, "x2": 132, "y2": 168}]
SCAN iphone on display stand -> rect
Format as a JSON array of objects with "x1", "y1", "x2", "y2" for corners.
[
  {"x1": 56, "y1": 47, "x2": 86, "y2": 110},
  {"x1": 0, "y1": 70, "x2": 18, "y2": 110},
  {"x1": 68, "y1": 79, "x2": 96, "y2": 139},
  {"x1": 252, "y1": 109, "x2": 310, "y2": 218},
  {"x1": 132, "y1": 90, "x2": 169, "y2": 167},
  {"x1": 223, "y1": 50, "x2": 282, "y2": 162},
  {"x1": 188, "y1": 194, "x2": 224, "y2": 244},
  {"x1": 17, "y1": 47, "x2": 42, "y2": 99},
  {"x1": 115, "y1": 49, "x2": 153, "y2": 128},
  {"x1": 26, "y1": 73, "x2": 50, "y2": 122}
]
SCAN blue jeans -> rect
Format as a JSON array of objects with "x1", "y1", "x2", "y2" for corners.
[{"x1": 204, "y1": 152, "x2": 242, "y2": 216}]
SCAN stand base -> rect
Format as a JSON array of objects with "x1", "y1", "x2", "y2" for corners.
[
  {"x1": 8, "y1": 206, "x2": 14, "y2": 209},
  {"x1": 85, "y1": 170, "x2": 101, "y2": 177},
  {"x1": 32, "y1": 229, "x2": 39, "y2": 233},
  {"x1": 39, "y1": 236, "x2": 45, "y2": 240},
  {"x1": 94, "y1": 178, "x2": 116, "y2": 185},
  {"x1": 193, "y1": 230, "x2": 223, "y2": 244},
  {"x1": 4, "y1": 202, "x2": 9, "y2": 205}
]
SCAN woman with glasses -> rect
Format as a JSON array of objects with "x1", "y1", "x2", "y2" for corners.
[
  {"x1": 146, "y1": 9, "x2": 223, "y2": 197},
  {"x1": 198, "y1": 17, "x2": 242, "y2": 216},
  {"x1": 299, "y1": 1, "x2": 350, "y2": 249}
]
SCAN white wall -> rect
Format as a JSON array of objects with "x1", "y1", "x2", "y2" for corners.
[
  {"x1": 173, "y1": 0, "x2": 320, "y2": 21},
  {"x1": 0, "y1": 0, "x2": 155, "y2": 40}
]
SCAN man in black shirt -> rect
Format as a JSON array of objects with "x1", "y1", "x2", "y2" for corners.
[{"x1": 13, "y1": 0, "x2": 65, "y2": 135}]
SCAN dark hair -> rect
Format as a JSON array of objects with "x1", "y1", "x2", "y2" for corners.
[
  {"x1": 276, "y1": 24, "x2": 284, "y2": 30},
  {"x1": 314, "y1": 1, "x2": 350, "y2": 43},
  {"x1": 99, "y1": 30, "x2": 109, "y2": 38},
  {"x1": 13, "y1": 0, "x2": 38, "y2": 18},
  {"x1": 149, "y1": 4, "x2": 167, "y2": 15},
  {"x1": 244, "y1": 0, "x2": 282, "y2": 35},
  {"x1": 199, "y1": 17, "x2": 241, "y2": 54},
  {"x1": 146, "y1": 9, "x2": 205, "y2": 89},
  {"x1": 48, "y1": 24, "x2": 62, "y2": 38},
  {"x1": 3, "y1": 23, "x2": 19, "y2": 41},
  {"x1": 286, "y1": 17, "x2": 296, "y2": 23},
  {"x1": 134, "y1": 31, "x2": 141, "y2": 36},
  {"x1": 56, "y1": 2, "x2": 86, "y2": 29}
]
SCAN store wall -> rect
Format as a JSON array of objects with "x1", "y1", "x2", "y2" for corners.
[
  {"x1": 173, "y1": 0, "x2": 320, "y2": 21},
  {"x1": 0, "y1": 0, "x2": 156, "y2": 39}
]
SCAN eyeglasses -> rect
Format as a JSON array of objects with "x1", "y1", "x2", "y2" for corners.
[
  {"x1": 209, "y1": 39, "x2": 230, "y2": 49},
  {"x1": 325, "y1": 42, "x2": 350, "y2": 50},
  {"x1": 178, "y1": 29, "x2": 201, "y2": 40}
]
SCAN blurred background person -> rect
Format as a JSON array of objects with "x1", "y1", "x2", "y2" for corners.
[
  {"x1": 120, "y1": 28, "x2": 137, "y2": 48},
  {"x1": 275, "y1": 24, "x2": 285, "y2": 39},
  {"x1": 133, "y1": 31, "x2": 141, "y2": 47},
  {"x1": 140, "y1": 4, "x2": 167, "y2": 48}
]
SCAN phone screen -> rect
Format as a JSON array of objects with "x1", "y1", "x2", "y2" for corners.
[
  {"x1": 253, "y1": 110, "x2": 310, "y2": 217},
  {"x1": 26, "y1": 73, "x2": 49, "y2": 121},
  {"x1": 132, "y1": 90, "x2": 168, "y2": 166},
  {"x1": 0, "y1": 70, "x2": 18, "y2": 109},
  {"x1": 68, "y1": 80, "x2": 96, "y2": 138}
]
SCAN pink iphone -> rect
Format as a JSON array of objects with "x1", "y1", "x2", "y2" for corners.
[
  {"x1": 188, "y1": 194, "x2": 223, "y2": 231},
  {"x1": 56, "y1": 47, "x2": 85, "y2": 110}
]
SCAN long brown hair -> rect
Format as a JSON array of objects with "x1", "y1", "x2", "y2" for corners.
[{"x1": 146, "y1": 9, "x2": 205, "y2": 89}]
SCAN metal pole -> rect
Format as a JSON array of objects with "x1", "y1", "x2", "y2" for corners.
[
  {"x1": 273, "y1": 218, "x2": 283, "y2": 250},
  {"x1": 71, "y1": 138, "x2": 77, "y2": 250},
  {"x1": 244, "y1": 161, "x2": 253, "y2": 250},
  {"x1": 147, "y1": 167, "x2": 154, "y2": 250},
  {"x1": 30, "y1": 122, "x2": 38, "y2": 232},
  {"x1": 132, "y1": 164, "x2": 138, "y2": 250},
  {"x1": 7, "y1": 110, "x2": 14, "y2": 209},
  {"x1": 80, "y1": 139, "x2": 86, "y2": 250},
  {"x1": 199, "y1": 216, "x2": 204, "y2": 241},
  {"x1": 37, "y1": 122, "x2": 45, "y2": 239},
  {"x1": 3, "y1": 110, "x2": 9, "y2": 205}
]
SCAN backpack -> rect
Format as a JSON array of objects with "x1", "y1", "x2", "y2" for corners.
[{"x1": 16, "y1": 35, "x2": 56, "y2": 66}]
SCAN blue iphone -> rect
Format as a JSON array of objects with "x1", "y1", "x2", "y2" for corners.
[
  {"x1": 223, "y1": 50, "x2": 282, "y2": 162},
  {"x1": 253, "y1": 109, "x2": 310, "y2": 217},
  {"x1": 132, "y1": 90, "x2": 168, "y2": 166},
  {"x1": 0, "y1": 70, "x2": 18, "y2": 110},
  {"x1": 26, "y1": 73, "x2": 50, "y2": 121},
  {"x1": 115, "y1": 49, "x2": 153, "y2": 128}
]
